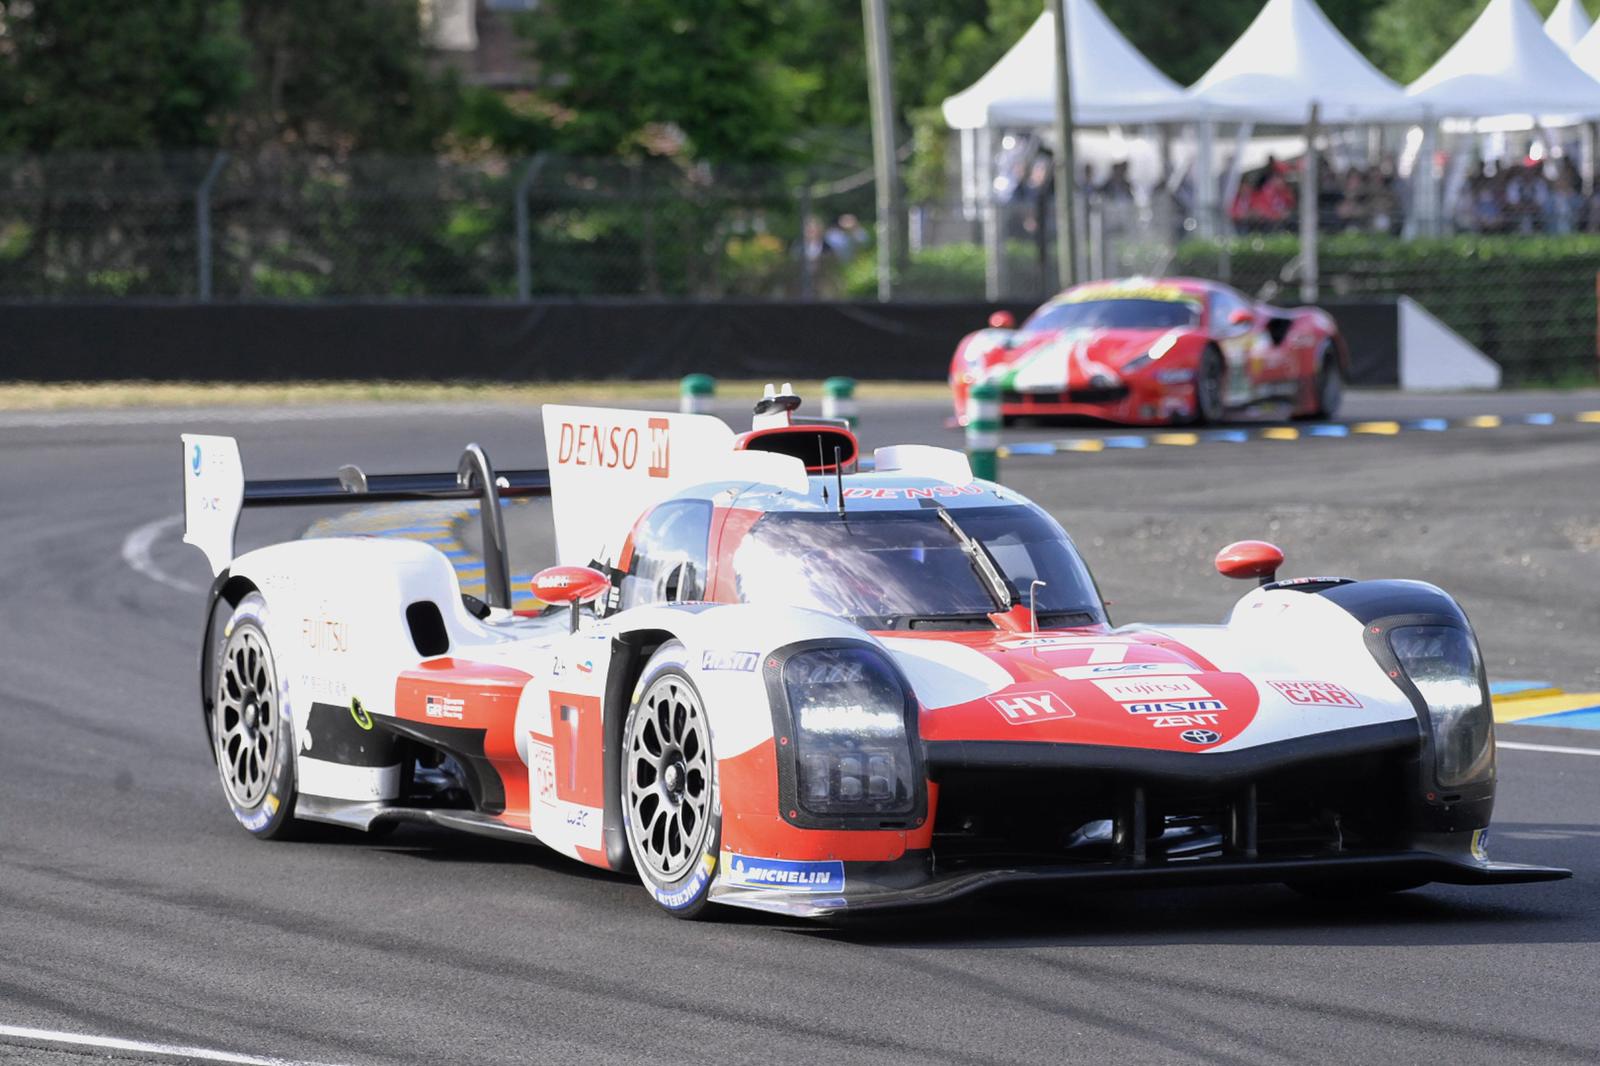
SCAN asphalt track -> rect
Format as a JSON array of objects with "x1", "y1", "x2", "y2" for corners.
[{"x1": 2, "y1": 390, "x2": 1599, "y2": 1065}]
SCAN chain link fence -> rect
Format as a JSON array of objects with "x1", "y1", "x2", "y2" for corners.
[
  {"x1": 0, "y1": 151, "x2": 874, "y2": 302},
  {"x1": 0, "y1": 151, "x2": 1593, "y2": 382}
]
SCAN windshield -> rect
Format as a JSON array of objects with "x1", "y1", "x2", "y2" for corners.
[
  {"x1": 731, "y1": 505, "x2": 1104, "y2": 629},
  {"x1": 1026, "y1": 298, "x2": 1199, "y2": 333}
]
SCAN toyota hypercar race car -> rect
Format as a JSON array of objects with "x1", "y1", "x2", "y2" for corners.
[
  {"x1": 950, "y1": 276, "x2": 1348, "y2": 426},
  {"x1": 183, "y1": 386, "x2": 1565, "y2": 919}
]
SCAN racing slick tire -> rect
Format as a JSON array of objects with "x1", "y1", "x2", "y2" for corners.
[
  {"x1": 621, "y1": 642, "x2": 722, "y2": 919},
  {"x1": 1193, "y1": 346, "x2": 1226, "y2": 425},
  {"x1": 1295, "y1": 344, "x2": 1343, "y2": 421},
  {"x1": 210, "y1": 594, "x2": 299, "y2": 840}
]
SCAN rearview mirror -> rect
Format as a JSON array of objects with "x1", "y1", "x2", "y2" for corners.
[
  {"x1": 988, "y1": 310, "x2": 1016, "y2": 329},
  {"x1": 1214, "y1": 540, "x2": 1284, "y2": 585},
  {"x1": 1227, "y1": 307, "x2": 1254, "y2": 327},
  {"x1": 533, "y1": 565, "x2": 610, "y2": 630}
]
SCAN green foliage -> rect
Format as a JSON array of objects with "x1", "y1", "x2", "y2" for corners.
[
  {"x1": 1360, "y1": 0, "x2": 1593, "y2": 82},
  {"x1": 0, "y1": 0, "x2": 248, "y2": 150},
  {"x1": 228, "y1": 0, "x2": 459, "y2": 153},
  {"x1": 520, "y1": 0, "x2": 805, "y2": 162},
  {"x1": 1172, "y1": 233, "x2": 1600, "y2": 384},
  {"x1": 1365, "y1": 0, "x2": 1486, "y2": 83},
  {"x1": 842, "y1": 240, "x2": 1041, "y2": 299}
]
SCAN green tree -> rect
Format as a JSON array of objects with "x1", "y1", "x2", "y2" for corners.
[
  {"x1": 521, "y1": 0, "x2": 808, "y2": 161},
  {"x1": 1097, "y1": 0, "x2": 1385, "y2": 88},
  {"x1": 228, "y1": 0, "x2": 459, "y2": 154},
  {"x1": 0, "y1": 0, "x2": 248, "y2": 150},
  {"x1": 1364, "y1": 0, "x2": 1589, "y2": 83}
]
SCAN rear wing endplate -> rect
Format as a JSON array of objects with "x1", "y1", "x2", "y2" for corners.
[{"x1": 181, "y1": 434, "x2": 548, "y2": 609}]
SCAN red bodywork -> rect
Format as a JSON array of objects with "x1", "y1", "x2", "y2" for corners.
[{"x1": 949, "y1": 277, "x2": 1345, "y2": 427}]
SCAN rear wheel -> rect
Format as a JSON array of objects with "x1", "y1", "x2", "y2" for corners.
[
  {"x1": 1193, "y1": 347, "x2": 1226, "y2": 425},
  {"x1": 1305, "y1": 346, "x2": 1343, "y2": 421},
  {"x1": 211, "y1": 594, "x2": 298, "y2": 839},
  {"x1": 621, "y1": 642, "x2": 721, "y2": 918}
]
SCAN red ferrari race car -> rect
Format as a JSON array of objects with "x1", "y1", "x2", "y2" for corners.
[{"x1": 950, "y1": 277, "x2": 1348, "y2": 427}]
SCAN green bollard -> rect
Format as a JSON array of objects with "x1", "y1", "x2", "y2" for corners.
[
  {"x1": 966, "y1": 380, "x2": 1001, "y2": 482},
  {"x1": 822, "y1": 376, "x2": 858, "y2": 427},
  {"x1": 679, "y1": 373, "x2": 716, "y2": 415}
]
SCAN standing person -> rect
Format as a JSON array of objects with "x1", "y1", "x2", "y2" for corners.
[
  {"x1": 1019, "y1": 148, "x2": 1055, "y2": 289},
  {"x1": 1335, "y1": 167, "x2": 1368, "y2": 232},
  {"x1": 1251, "y1": 156, "x2": 1295, "y2": 231}
]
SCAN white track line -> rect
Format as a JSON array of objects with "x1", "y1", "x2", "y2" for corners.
[
  {"x1": 122, "y1": 514, "x2": 206, "y2": 595},
  {"x1": 1499, "y1": 740, "x2": 1600, "y2": 757},
  {"x1": 0, "y1": 1023, "x2": 348, "y2": 1066}
]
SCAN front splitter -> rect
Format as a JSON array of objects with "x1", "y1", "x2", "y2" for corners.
[{"x1": 710, "y1": 850, "x2": 1570, "y2": 920}]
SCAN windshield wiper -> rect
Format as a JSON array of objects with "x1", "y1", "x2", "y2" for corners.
[{"x1": 935, "y1": 506, "x2": 1016, "y2": 612}]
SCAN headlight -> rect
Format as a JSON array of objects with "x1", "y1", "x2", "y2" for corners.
[
  {"x1": 1118, "y1": 333, "x2": 1181, "y2": 376},
  {"x1": 781, "y1": 646, "x2": 917, "y2": 818},
  {"x1": 1390, "y1": 625, "x2": 1492, "y2": 788}
]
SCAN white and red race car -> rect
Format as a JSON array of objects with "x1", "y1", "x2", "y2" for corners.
[{"x1": 183, "y1": 388, "x2": 1565, "y2": 919}]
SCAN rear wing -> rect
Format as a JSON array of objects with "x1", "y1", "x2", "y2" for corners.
[{"x1": 181, "y1": 434, "x2": 548, "y2": 609}]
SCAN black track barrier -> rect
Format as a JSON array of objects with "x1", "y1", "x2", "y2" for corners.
[{"x1": 0, "y1": 298, "x2": 1403, "y2": 385}]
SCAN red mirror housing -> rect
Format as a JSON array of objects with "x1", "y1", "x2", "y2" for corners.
[
  {"x1": 1215, "y1": 540, "x2": 1284, "y2": 584},
  {"x1": 1227, "y1": 307, "x2": 1254, "y2": 327},
  {"x1": 532, "y1": 565, "x2": 609, "y2": 605},
  {"x1": 988, "y1": 310, "x2": 1016, "y2": 329}
]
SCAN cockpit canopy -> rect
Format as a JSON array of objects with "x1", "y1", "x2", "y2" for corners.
[{"x1": 619, "y1": 494, "x2": 1104, "y2": 631}]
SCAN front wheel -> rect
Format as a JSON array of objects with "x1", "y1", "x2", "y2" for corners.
[
  {"x1": 621, "y1": 642, "x2": 721, "y2": 918},
  {"x1": 211, "y1": 593, "x2": 299, "y2": 839}
]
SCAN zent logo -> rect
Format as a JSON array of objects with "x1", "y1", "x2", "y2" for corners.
[
  {"x1": 647, "y1": 417, "x2": 670, "y2": 479},
  {"x1": 1147, "y1": 713, "x2": 1221, "y2": 728},
  {"x1": 989, "y1": 690, "x2": 1075, "y2": 725},
  {"x1": 1180, "y1": 728, "x2": 1222, "y2": 745},
  {"x1": 190, "y1": 443, "x2": 203, "y2": 476},
  {"x1": 1269, "y1": 680, "x2": 1363, "y2": 707}
]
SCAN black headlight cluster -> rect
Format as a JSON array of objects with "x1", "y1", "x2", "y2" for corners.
[
  {"x1": 1389, "y1": 624, "x2": 1493, "y2": 788},
  {"x1": 770, "y1": 644, "x2": 920, "y2": 824}
]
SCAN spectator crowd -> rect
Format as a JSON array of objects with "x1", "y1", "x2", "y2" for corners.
[{"x1": 1229, "y1": 154, "x2": 1600, "y2": 236}]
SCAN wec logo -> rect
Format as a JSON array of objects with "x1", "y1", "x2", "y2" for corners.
[{"x1": 989, "y1": 691, "x2": 1075, "y2": 725}]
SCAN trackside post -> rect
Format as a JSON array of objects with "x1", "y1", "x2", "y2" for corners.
[
  {"x1": 822, "y1": 376, "x2": 858, "y2": 427},
  {"x1": 680, "y1": 374, "x2": 716, "y2": 414},
  {"x1": 966, "y1": 380, "x2": 1000, "y2": 481}
]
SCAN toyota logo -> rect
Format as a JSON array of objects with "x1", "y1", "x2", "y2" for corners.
[{"x1": 1181, "y1": 729, "x2": 1221, "y2": 745}]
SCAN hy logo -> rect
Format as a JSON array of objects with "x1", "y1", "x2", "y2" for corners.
[
  {"x1": 647, "y1": 417, "x2": 670, "y2": 479},
  {"x1": 988, "y1": 690, "x2": 1075, "y2": 725},
  {"x1": 190, "y1": 443, "x2": 203, "y2": 476}
]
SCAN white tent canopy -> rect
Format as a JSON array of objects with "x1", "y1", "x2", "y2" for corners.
[
  {"x1": 1186, "y1": 0, "x2": 1418, "y2": 124},
  {"x1": 1545, "y1": 0, "x2": 1593, "y2": 52},
  {"x1": 1570, "y1": 16, "x2": 1600, "y2": 79},
  {"x1": 1407, "y1": 0, "x2": 1600, "y2": 118},
  {"x1": 941, "y1": 0, "x2": 1207, "y2": 129}
]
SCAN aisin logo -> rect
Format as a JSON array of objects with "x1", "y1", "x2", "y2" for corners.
[{"x1": 1180, "y1": 729, "x2": 1221, "y2": 745}]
